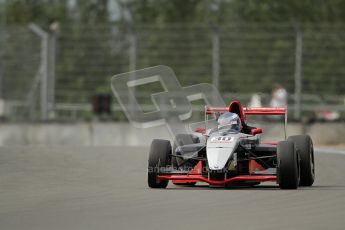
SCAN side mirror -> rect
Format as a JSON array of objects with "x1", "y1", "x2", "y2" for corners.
[{"x1": 251, "y1": 128, "x2": 263, "y2": 135}]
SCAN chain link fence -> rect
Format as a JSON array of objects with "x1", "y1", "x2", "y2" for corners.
[{"x1": 1, "y1": 23, "x2": 344, "y2": 121}]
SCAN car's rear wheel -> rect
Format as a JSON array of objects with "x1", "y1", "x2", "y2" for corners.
[
  {"x1": 277, "y1": 140, "x2": 300, "y2": 189},
  {"x1": 288, "y1": 135, "x2": 315, "y2": 186},
  {"x1": 148, "y1": 139, "x2": 171, "y2": 188},
  {"x1": 172, "y1": 134, "x2": 199, "y2": 168}
]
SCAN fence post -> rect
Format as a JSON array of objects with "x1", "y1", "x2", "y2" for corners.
[
  {"x1": 0, "y1": 1, "x2": 6, "y2": 117},
  {"x1": 28, "y1": 23, "x2": 49, "y2": 121},
  {"x1": 129, "y1": 30, "x2": 137, "y2": 72},
  {"x1": 294, "y1": 28, "x2": 303, "y2": 120},
  {"x1": 47, "y1": 32, "x2": 56, "y2": 119},
  {"x1": 128, "y1": 28, "x2": 137, "y2": 112},
  {"x1": 211, "y1": 26, "x2": 220, "y2": 93}
]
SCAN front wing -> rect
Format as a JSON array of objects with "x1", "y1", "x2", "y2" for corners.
[{"x1": 157, "y1": 161, "x2": 277, "y2": 186}]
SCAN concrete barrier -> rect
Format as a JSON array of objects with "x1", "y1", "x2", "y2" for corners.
[{"x1": 0, "y1": 122, "x2": 344, "y2": 146}]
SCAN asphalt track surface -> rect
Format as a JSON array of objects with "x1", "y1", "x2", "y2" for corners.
[{"x1": 1, "y1": 146, "x2": 345, "y2": 230}]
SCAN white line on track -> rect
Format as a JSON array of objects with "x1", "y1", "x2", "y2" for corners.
[{"x1": 315, "y1": 148, "x2": 345, "y2": 155}]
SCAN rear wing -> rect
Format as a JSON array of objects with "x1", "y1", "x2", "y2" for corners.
[
  {"x1": 205, "y1": 106, "x2": 288, "y2": 139},
  {"x1": 206, "y1": 106, "x2": 286, "y2": 116}
]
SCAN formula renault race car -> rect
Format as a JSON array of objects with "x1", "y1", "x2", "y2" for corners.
[{"x1": 147, "y1": 100, "x2": 315, "y2": 189}]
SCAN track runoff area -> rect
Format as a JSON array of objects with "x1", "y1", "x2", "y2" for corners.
[{"x1": 1, "y1": 146, "x2": 345, "y2": 230}]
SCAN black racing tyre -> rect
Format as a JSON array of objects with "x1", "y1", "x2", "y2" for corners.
[
  {"x1": 148, "y1": 139, "x2": 171, "y2": 188},
  {"x1": 277, "y1": 140, "x2": 300, "y2": 189},
  {"x1": 288, "y1": 135, "x2": 315, "y2": 186},
  {"x1": 172, "y1": 134, "x2": 199, "y2": 168}
]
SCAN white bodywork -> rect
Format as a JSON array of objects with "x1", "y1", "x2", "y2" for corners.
[{"x1": 206, "y1": 131, "x2": 257, "y2": 170}]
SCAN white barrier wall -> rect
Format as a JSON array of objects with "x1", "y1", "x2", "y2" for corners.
[{"x1": 0, "y1": 122, "x2": 344, "y2": 146}]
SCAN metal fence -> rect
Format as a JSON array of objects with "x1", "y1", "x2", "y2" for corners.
[{"x1": 1, "y1": 23, "x2": 345, "y2": 121}]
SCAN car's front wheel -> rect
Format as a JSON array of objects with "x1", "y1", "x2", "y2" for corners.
[
  {"x1": 277, "y1": 140, "x2": 300, "y2": 189},
  {"x1": 148, "y1": 139, "x2": 171, "y2": 188}
]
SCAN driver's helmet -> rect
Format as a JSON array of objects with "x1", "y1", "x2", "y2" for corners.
[{"x1": 217, "y1": 112, "x2": 242, "y2": 132}]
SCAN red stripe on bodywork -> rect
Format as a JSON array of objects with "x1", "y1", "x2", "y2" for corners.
[
  {"x1": 262, "y1": 142, "x2": 278, "y2": 145},
  {"x1": 249, "y1": 160, "x2": 265, "y2": 174},
  {"x1": 172, "y1": 161, "x2": 202, "y2": 184}
]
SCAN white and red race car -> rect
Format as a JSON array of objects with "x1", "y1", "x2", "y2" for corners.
[{"x1": 147, "y1": 100, "x2": 315, "y2": 189}]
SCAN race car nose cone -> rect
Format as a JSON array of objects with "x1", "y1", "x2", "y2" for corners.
[{"x1": 207, "y1": 147, "x2": 233, "y2": 170}]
